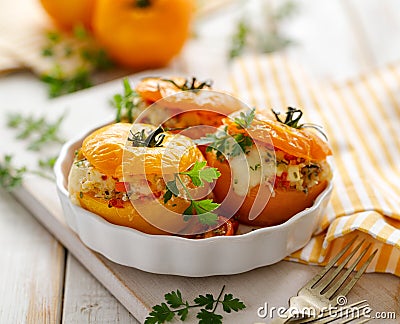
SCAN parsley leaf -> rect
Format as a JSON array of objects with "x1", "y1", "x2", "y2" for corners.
[
  {"x1": 163, "y1": 162, "x2": 221, "y2": 226},
  {"x1": 221, "y1": 293, "x2": 246, "y2": 313},
  {"x1": 194, "y1": 294, "x2": 215, "y2": 310},
  {"x1": 197, "y1": 309, "x2": 223, "y2": 324},
  {"x1": 177, "y1": 307, "x2": 189, "y2": 321},
  {"x1": 192, "y1": 200, "x2": 219, "y2": 225},
  {"x1": 180, "y1": 161, "x2": 220, "y2": 187},
  {"x1": 165, "y1": 290, "x2": 184, "y2": 308},
  {"x1": 146, "y1": 303, "x2": 174, "y2": 324},
  {"x1": 145, "y1": 286, "x2": 246, "y2": 324}
]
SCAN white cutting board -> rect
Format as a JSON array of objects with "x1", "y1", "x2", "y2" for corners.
[{"x1": 9, "y1": 76, "x2": 399, "y2": 324}]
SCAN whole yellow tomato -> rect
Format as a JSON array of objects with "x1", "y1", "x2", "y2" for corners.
[
  {"x1": 92, "y1": 0, "x2": 195, "y2": 69},
  {"x1": 39, "y1": 0, "x2": 96, "y2": 31}
]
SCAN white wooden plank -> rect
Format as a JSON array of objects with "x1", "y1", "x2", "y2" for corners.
[
  {"x1": 62, "y1": 254, "x2": 138, "y2": 324},
  {"x1": 9, "y1": 168, "x2": 399, "y2": 324},
  {"x1": 0, "y1": 190, "x2": 65, "y2": 324}
]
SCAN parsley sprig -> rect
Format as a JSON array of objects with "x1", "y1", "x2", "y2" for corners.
[
  {"x1": 163, "y1": 161, "x2": 221, "y2": 226},
  {"x1": 196, "y1": 108, "x2": 255, "y2": 161},
  {"x1": 111, "y1": 78, "x2": 141, "y2": 123},
  {"x1": 145, "y1": 285, "x2": 246, "y2": 324},
  {"x1": 7, "y1": 113, "x2": 65, "y2": 151}
]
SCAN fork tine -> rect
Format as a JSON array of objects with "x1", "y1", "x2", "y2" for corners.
[
  {"x1": 305, "y1": 236, "x2": 358, "y2": 289},
  {"x1": 314, "y1": 240, "x2": 365, "y2": 293},
  {"x1": 322, "y1": 243, "x2": 371, "y2": 299},
  {"x1": 330, "y1": 249, "x2": 378, "y2": 300}
]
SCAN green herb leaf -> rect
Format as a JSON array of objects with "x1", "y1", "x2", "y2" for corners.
[
  {"x1": 6, "y1": 113, "x2": 65, "y2": 151},
  {"x1": 164, "y1": 162, "x2": 221, "y2": 225},
  {"x1": 145, "y1": 303, "x2": 175, "y2": 324},
  {"x1": 165, "y1": 290, "x2": 184, "y2": 309},
  {"x1": 38, "y1": 156, "x2": 58, "y2": 170},
  {"x1": 180, "y1": 161, "x2": 220, "y2": 187},
  {"x1": 196, "y1": 309, "x2": 223, "y2": 324},
  {"x1": 0, "y1": 155, "x2": 27, "y2": 191},
  {"x1": 40, "y1": 27, "x2": 112, "y2": 97},
  {"x1": 111, "y1": 78, "x2": 140, "y2": 123},
  {"x1": 234, "y1": 108, "x2": 255, "y2": 129},
  {"x1": 194, "y1": 294, "x2": 215, "y2": 310},
  {"x1": 192, "y1": 200, "x2": 219, "y2": 226},
  {"x1": 229, "y1": 19, "x2": 250, "y2": 59},
  {"x1": 221, "y1": 293, "x2": 246, "y2": 313},
  {"x1": 41, "y1": 68, "x2": 93, "y2": 98},
  {"x1": 166, "y1": 179, "x2": 179, "y2": 196},
  {"x1": 228, "y1": 1, "x2": 298, "y2": 59},
  {"x1": 197, "y1": 125, "x2": 253, "y2": 162},
  {"x1": 145, "y1": 287, "x2": 246, "y2": 324},
  {"x1": 177, "y1": 307, "x2": 189, "y2": 321}
]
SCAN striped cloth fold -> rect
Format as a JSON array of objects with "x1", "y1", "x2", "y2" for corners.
[{"x1": 230, "y1": 54, "x2": 400, "y2": 276}]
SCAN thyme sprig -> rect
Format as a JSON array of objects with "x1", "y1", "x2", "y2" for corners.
[
  {"x1": 0, "y1": 155, "x2": 57, "y2": 191},
  {"x1": 163, "y1": 161, "x2": 221, "y2": 226},
  {"x1": 7, "y1": 113, "x2": 65, "y2": 151},
  {"x1": 161, "y1": 77, "x2": 213, "y2": 92},
  {"x1": 0, "y1": 155, "x2": 27, "y2": 191},
  {"x1": 128, "y1": 125, "x2": 166, "y2": 148},
  {"x1": 145, "y1": 285, "x2": 246, "y2": 324},
  {"x1": 111, "y1": 78, "x2": 141, "y2": 123},
  {"x1": 229, "y1": 1, "x2": 298, "y2": 59},
  {"x1": 40, "y1": 27, "x2": 113, "y2": 98}
]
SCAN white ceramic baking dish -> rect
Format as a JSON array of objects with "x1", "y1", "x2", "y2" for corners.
[{"x1": 55, "y1": 122, "x2": 333, "y2": 277}]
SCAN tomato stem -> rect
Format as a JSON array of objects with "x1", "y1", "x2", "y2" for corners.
[{"x1": 136, "y1": 0, "x2": 151, "y2": 8}]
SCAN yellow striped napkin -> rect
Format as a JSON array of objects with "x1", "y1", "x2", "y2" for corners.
[{"x1": 230, "y1": 54, "x2": 400, "y2": 276}]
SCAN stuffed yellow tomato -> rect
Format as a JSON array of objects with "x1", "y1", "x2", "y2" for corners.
[
  {"x1": 202, "y1": 107, "x2": 333, "y2": 227},
  {"x1": 115, "y1": 77, "x2": 245, "y2": 132},
  {"x1": 68, "y1": 123, "x2": 206, "y2": 235},
  {"x1": 68, "y1": 122, "x2": 236, "y2": 237}
]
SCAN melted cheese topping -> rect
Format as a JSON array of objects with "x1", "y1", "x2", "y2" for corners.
[{"x1": 230, "y1": 146, "x2": 276, "y2": 196}]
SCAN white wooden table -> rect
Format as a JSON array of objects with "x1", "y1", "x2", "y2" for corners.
[{"x1": 1, "y1": 1, "x2": 400, "y2": 323}]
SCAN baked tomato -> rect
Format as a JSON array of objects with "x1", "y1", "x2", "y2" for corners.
[
  {"x1": 183, "y1": 216, "x2": 238, "y2": 239},
  {"x1": 92, "y1": 0, "x2": 195, "y2": 69},
  {"x1": 39, "y1": 0, "x2": 96, "y2": 31},
  {"x1": 204, "y1": 107, "x2": 333, "y2": 227}
]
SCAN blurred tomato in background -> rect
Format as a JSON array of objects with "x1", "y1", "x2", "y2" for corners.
[
  {"x1": 39, "y1": 0, "x2": 195, "y2": 70},
  {"x1": 93, "y1": 0, "x2": 195, "y2": 69},
  {"x1": 39, "y1": 0, "x2": 96, "y2": 31}
]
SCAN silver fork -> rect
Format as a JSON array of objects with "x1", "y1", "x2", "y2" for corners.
[{"x1": 270, "y1": 237, "x2": 377, "y2": 323}]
